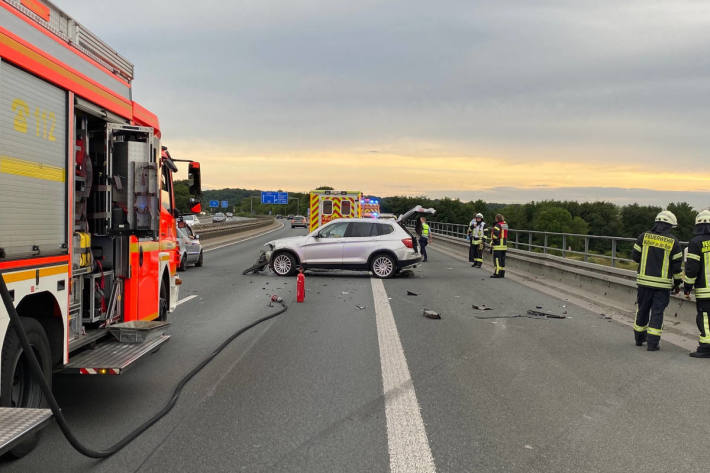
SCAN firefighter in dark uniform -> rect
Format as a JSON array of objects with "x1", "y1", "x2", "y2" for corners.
[
  {"x1": 468, "y1": 213, "x2": 486, "y2": 268},
  {"x1": 683, "y1": 210, "x2": 710, "y2": 358},
  {"x1": 490, "y1": 214, "x2": 508, "y2": 278},
  {"x1": 632, "y1": 210, "x2": 683, "y2": 351}
]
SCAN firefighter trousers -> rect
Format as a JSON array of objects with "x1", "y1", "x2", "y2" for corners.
[
  {"x1": 695, "y1": 299, "x2": 710, "y2": 351},
  {"x1": 634, "y1": 286, "x2": 670, "y2": 346},
  {"x1": 469, "y1": 241, "x2": 483, "y2": 265},
  {"x1": 493, "y1": 250, "x2": 506, "y2": 277}
]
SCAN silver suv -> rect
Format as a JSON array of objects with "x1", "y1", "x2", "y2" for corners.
[{"x1": 264, "y1": 218, "x2": 421, "y2": 278}]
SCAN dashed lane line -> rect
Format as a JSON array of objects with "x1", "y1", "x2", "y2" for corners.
[
  {"x1": 175, "y1": 295, "x2": 198, "y2": 306},
  {"x1": 371, "y1": 277, "x2": 437, "y2": 473}
]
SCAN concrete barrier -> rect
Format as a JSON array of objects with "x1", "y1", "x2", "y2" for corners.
[{"x1": 427, "y1": 231, "x2": 699, "y2": 337}]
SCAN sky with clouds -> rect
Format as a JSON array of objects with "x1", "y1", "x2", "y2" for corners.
[{"x1": 68, "y1": 0, "x2": 710, "y2": 207}]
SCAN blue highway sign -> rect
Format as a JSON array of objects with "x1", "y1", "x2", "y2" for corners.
[
  {"x1": 209, "y1": 200, "x2": 219, "y2": 208},
  {"x1": 261, "y1": 191, "x2": 288, "y2": 205},
  {"x1": 221, "y1": 200, "x2": 228, "y2": 208}
]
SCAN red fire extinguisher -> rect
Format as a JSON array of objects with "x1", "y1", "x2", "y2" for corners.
[{"x1": 296, "y1": 267, "x2": 305, "y2": 303}]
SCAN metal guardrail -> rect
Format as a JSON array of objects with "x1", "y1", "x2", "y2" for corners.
[
  {"x1": 410, "y1": 220, "x2": 688, "y2": 268},
  {"x1": 193, "y1": 218, "x2": 273, "y2": 240}
]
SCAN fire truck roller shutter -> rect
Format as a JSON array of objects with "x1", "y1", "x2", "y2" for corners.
[{"x1": 0, "y1": 60, "x2": 67, "y2": 260}]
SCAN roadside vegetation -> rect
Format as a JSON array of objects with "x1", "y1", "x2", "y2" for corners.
[{"x1": 174, "y1": 180, "x2": 700, "y2": 248}]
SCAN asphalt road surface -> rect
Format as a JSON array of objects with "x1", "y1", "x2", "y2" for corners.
[{"x1": 3, "y1": 225, "x2": 710, "y2": 473}]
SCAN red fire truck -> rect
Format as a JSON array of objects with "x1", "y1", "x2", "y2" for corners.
[{"x1": 0, "y1": 0, "x2": 201, "y2": 456}]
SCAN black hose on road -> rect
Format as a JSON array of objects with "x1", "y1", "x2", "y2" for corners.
[{"x1": 0, "y1": 274, "x2": 287, "y2": 459}]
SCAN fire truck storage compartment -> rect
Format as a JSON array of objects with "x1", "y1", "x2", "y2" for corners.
[
  {"x1": 109, "y1": 125, "x2": 159, "y2": 237},
  {"x1": 0, "y1": 60, "x2": 67, "y2": 260}
]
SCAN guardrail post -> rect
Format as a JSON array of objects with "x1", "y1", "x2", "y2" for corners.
[
  {"x1": 584, "y1": 237, "x2": 589, "y2": 263},
  {"x1": 515, "y1": 231, "x2": 519, "y2": 250},
  {"x1": 611, "y1": 239, "x2": 617, "y2": 268},
  {"x1": 562, "y1": 234, "x2": 567, "y2": 258},
  {"x1": 544, "y1": 234, "x2": 548, "y2": 255},
  {"x1": 528, "y1": 232, "x2": 532, "y2": 252}
]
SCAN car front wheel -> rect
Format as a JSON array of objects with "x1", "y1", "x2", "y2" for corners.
[
  {"x1": 271, "y1": 252, "x2": 297, "y2": 276},
  {"x1": 371, "y1": 254, "x2": 396, "y2": 278}
]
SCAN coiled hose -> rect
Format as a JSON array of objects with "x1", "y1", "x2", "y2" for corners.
[{"x1": 0, "y1": 274, "x2": 287, "y2": 459}]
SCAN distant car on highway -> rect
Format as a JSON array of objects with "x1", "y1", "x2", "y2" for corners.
[
  {"x1": 291, "y1": 215, "x2": 307, "y2": 228},
  {"x1": 276, "y1": 214, "x2": 283, "y2": 219},
  {"x1": 287, "y1": 215, "x2": 294, "y2": 220},
  {"x1": 264, "y1": 218, "x2": 421, "y2": 278},
  {"x1": 177, "y1": 223, "x2": 204, "y2": 270},
  {"x1": 212, "y1": 212, "x2": 226, "y2": 223},
  {"x1": 181, "y1": 214, "x2": 200, "y2": 226},
  {"x1": 226, "y1": 212, "x2": 234, "y2": 217}
]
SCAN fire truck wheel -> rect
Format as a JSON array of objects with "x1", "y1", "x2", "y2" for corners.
[
  {"x1": 179, "y1": 254, "x2": 187, "y2": 272},
  {"x1": 1, "y1": 317, "x2": 52, "y2": 458},
  {"x1": 271, "y1": 252, "x2": 296, "y2": 277},
  {"x1": 370, "y1": 253, "x2": 396, "y2": 279},
  {"x1": 195, "y1": 251, "x2": 204, "y2": 267},
  {"x1": 158, "y1": 282, "x2": 169, "y2": 322}
]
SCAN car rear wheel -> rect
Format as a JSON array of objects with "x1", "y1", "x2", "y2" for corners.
[
  {"x1": 371, "y1": 254, "x2": 396, "y2": 278},
  {"x1": 179, "y1": 254, "x2": 187, "y2": 271},
  {"x1": 195, "y1": 251, "x2": 204, "y2": 267},
  {"x1": 271, "y1": 252, "x2": 296, "y2": 276}
]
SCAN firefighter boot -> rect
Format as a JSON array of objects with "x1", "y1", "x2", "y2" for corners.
[
  {"x1": 634, "y1": 331, "x2": 647, "y2": 347},
  {"x1": 647, "y1": 339, "x2": 660, "y2": 351},
  {"x1": 689, "y1": 345, "x2": 710, "y2": 358}
]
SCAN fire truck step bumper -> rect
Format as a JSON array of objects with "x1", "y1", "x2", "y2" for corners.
[
  {"x1": 0, "y1": 408, "x2": 53, "y2": 456},
  {"x1": 61, "y1": 335, "x2": 170, "y2": 375}
]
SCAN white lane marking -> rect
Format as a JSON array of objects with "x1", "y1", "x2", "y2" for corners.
[
  {"x1": 204, "y1": 222, "x2": 285, "y2": 253},
  {"x1": 175, "y1": 295, "x2": 198, "y2": 306},
  {"x1": 371, "y1": 277, "x2": 437, "y2": 473}
]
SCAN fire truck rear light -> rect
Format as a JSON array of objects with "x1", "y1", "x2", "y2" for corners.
[
  {"x1": 175, "y1": 278, "x2": 182, "y2": 286},
  {"x1": 402, "y1": 238, "x2": 413, "y2": 248}
]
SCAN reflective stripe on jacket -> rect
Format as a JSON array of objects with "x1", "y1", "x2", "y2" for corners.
[
  {"x1": 684, "y1": 234, "x2": 710, "y2": 298},
  {"x1": 632, "y1": 230, "x2": 682, "y2": 289}
]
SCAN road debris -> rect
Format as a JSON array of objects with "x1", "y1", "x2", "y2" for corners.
[
  {"x1": 407, "y1": 290, "x2": 419, "y2": 296},
  {"x1": 423, "y1": 310, "x2": 441, "y2": 319},
  {"x1": 472, "y1": 304, "x2": 494, "y2": 311},
  {"x1": 475, "y1": 309, "x2": 567, "y2": 320},
  {"x1": 341, "y1": 291, "x2": 350, "y2": 295},
  {"x1": 355, "y1": 305, "x2": 366, "y2": 310},
  {"x1": 527, "y1": 309, "x2": 565, "y2": 319}
]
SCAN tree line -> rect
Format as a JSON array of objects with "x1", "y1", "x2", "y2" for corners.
[
  {"x1": 381, "y1": 196, "x2": 699, "y2": 242},
  {"x1": 174, "y1": 180, "x2": 702, "y2": 242}
]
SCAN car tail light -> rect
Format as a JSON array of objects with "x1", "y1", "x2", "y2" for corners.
[{"x1": 402, "y1": 238, "x2": 413, "y2": 248}]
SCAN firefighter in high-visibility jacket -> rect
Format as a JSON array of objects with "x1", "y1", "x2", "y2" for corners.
[
  {"x1": 632, "y1": 210, "x2": 683, "y2": 351},
  {"x1": 490, "y1": 214, "x2": 508, "y2": 278},
  {"x1": 683, "y1": 210, "x2": 710, "y2": 358},
  {"x1": 468, "y1": 213, "x2": 486, "y2": 268}
]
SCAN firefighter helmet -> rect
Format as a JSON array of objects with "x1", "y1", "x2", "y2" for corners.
[
  {"x1": 696, "y1": 209, "x2": 710, "y2": 225},
  {"x1": 655, "y1": 210, "x2": 678, "y2": 227},
  {"x1": 475, "y1": 213, "x2": 483, "y2": 219}
]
